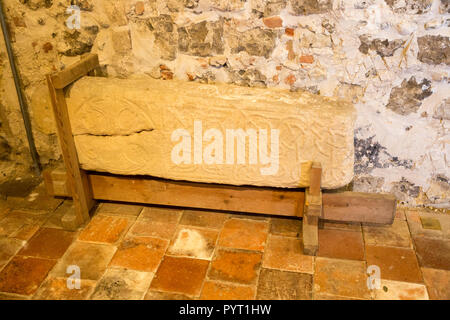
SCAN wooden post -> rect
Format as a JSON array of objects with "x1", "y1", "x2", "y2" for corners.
[
  {"x1": 302, "y1": 162, "x2": 322, "y2": 255},
  {"x1": 45, "y1": 54, "x2": 100, "y2": 229}
]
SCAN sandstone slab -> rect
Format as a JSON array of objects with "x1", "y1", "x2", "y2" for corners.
[{"x1": 66, "y1": 77, "x2": 355, "y2": 189}]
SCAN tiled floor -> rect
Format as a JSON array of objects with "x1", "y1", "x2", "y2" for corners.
[{"x1": 0, "y1": 183, "x2": 449, "y2": 300}]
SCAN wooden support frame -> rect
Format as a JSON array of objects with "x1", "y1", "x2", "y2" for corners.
[{"x1": 45, "y1": 53, "x2": 397, "y2": 253}]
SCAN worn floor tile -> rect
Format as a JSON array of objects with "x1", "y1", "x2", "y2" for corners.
[
  {"x1": 0, "y1": 256, "x2": 56, "y2": 295},
  {"x1": 200, "y1": 281, "x2": 256, "y2": 300},
  {"x1": 365, "y1": 245, "x2": 423, "y2": 283},
  {"x1": 318, "y1": 229, "x2": 365, "y2": 261},
  {"x1": 421, "y1": 268, "x2": 450, "y2": 300},
  {"x1": 78, "y1": 215, "x2": 133, "y2": 244},
  {"x1": 129, "y1": 219, "x2": 177, "y2": 240},
  {"x1": 0, "y1": 292, "x2": 30, "y2": 300},
  {"x1": 321, "y1": 221, "x2": 361, "y2": 232},
  {"x1": 144, "y1": 290, "x2": 193, "y2": 300},
  {"x1": 0, "y1": 210, "x2": 47, "y2": 237},
  {"x1": 180, "y1": 210, "x2": 229, "y2": 229},
  {"x1": 263, "y1": 235, "x2": 313, "y2": 273},
  {"x1": 218, "y1": 218, "x2": 268, "y2": 251},
  {"x1": 109, "y1": 236, "x2": 168, "y2": 272},
  {"x1": 313, "y1": 293, "x2": 364, "y2": 300},
  {"x1": 269, "y1": 217, "x2": 301, "y2": 237},
  {"x1": 363, "y1": 219, "x2": 411, "y2": 248},
  {"x1": 11, "y1": 224, "x2": 40, "y2": 241},
  {"x1": 420, "y1": 217, "x2": 441, "y2": 230},
  {"x1": 91, "y1": 268, "x2": 153, "y2": 300},
  {"x1": 6, "y1": 184, "x2": 62, "y2": 212},
  {"x1": 18, "y1": 228, "x2": 76, "y2": 259},
  {"x1": 0, "y1": 237, "x2": 25, "y2": 269},
  {"x1": 374, "y1": 280, "x2": 428, "y2": 300},
  {"x1": 140, "y1": 207, "x2": 182, "y2": 223},
  {"x1": 406, "y1": 210, "x2": 450, "y2": 240},
  {"x1": 150, "y1": 256, "x2": 209, "y2": 297},
  {"x1": 50, "y1": 242, "x2": 116, "y2": 280},
  {"x1": 33, "y1": 277, "x2": 96, "y2": 300},
  {"x1": 208, "y1": 248, "x2": 262, "y2": 285},
  {"x1": 97, "y1": 202, "x2": 143, "y2": 217},
  {"x1": 313, "y1": 257, "x2": 370, "y2": 299},
  {"x1": 413, "y1": 237, "x2": 450, "y2": 270},
  {"x1": 167, "y1": 226, "x2": 218, "y2": 260},
  {"x1": 256, "y1": 268, "x2": 312, "y2": 300},
  {"x1": 395, "y1": 208, "x2": 406, "y2": 220}
]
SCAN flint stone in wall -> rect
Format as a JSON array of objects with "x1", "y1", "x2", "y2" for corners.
[
  {"x1": 147, "y1": 15, "x2": 177, "y2": 61},
  {"x1": 178, "y1": 19, "x2": 224, "y2": 57},
  {"x1": 289, "y1": 0, "x2": 332, "y2": 15},
  {"x1": 433, "y1": 98, "x2": 450, "y2": 120},
  {"x1": 440, "y1": 0, "x2": 449, "y2": 13},
  {"x1": 386, "y1": 77, "x2": 432, "y2": 116},
  {"x1": 66, "y1": 77, "x2": 356, "y2": 189},
  {"x1": 417, "y1": 35, "x2": 450, "y2": 65},
  {"x1": 359, "y1": 36, "x2": 405, "y2": 57},
  {"x1": 209, "y1": 0, "x2": 247, "y2": 11},
  {"x1": 20, "y1": 0, "x2": 52, "y2": 10},
  {"x1": 228, "y1": 28, "x2": 277, "y2": 58},
  {"x1": 384, "y1": 0, "x2": 432, "y2": 14},
  {"x1": 252, "y1": 0, "x2": 287, "y2": 16}
]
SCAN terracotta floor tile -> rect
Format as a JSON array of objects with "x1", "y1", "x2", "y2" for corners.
[
  {"x1": 321, "y1": 221, "x2": 361, "y2": 232},
  {"x1": 78, "y1": 215, "x2": 133, "y2": 244},
  {"x1": 109, "y1": 236, "x2": 168, "y2": 272},
  {"x1": 140, "y1": 207, "x2": 182, "y2": 223},
  {"x1": 18, "y1": 228, "x2": 76, "y2": 259},
  {"x1": 395, "y1": 208, "x2": 406, "y2": 220},
  {"x1": 363, "y1": 219, "x2": 411, "y2": 248},
  {"x1": 269, "y1": 217, "x2": 301, "y2": 237},
  {"x1": 313, "y1": 293, "x2": 364, "y2": 300},
  {"x1": 413, "y1": 237, "x2": 450, "y2": 270},
  {"x1": 374, "y1": 280, "x2": 428, "y2": 300},
  {"x1": 200, "y1": 281, "x2": 256, "y2": 300},
  {"x1": 129, "y1": 219, "x2": 177, "y2": 240},
  {"x1": 150, "y1": 256, "x2": 209, "y2": 297},
  {"x1": 11, "y1": 224, "x2": 40, "y2": 241},
  {"x1": 313, "y1": 257, "x2": 370, "y2": 299},
  {"x1": 167, "y1": 226, "x2": 218, "y2": 260},
  {"x1": 97, "y1": 202, "x2": 143, "y2": 217},
  {"x1": 407, "y1": 210, "x2": 450, "y2": 240},
  {"x1": 263, "y1": 235, "x2": 313, "y2": 273},
  {"x1": 218, "y1": 218, "x2": 268, "y2": 251},
  {"x1": 180, "y1": 210, "x2": 229, "y2": 229},
  {"x1": 0, "y1": 256, "x2": 56, "y2": 295},
  {"x1": 365, "y1": 245, "x2": 423, "y2": 283},
  {"x1": 91, "y1": 268, "x2": 153, "y2": 300},
  {"x1": 421, "y1": 268, "x2": 450, "y2": 300},
  {"x1": 256, "y1": 268, "x2": 312, "y2": 300},
  {"x1": 50, "y1": 242, "x2": 116, "y2": 280},
  {"x1": 33, "y1": 277, "x2": 96, "y2": 300},
  {"x1": 144, "y1": 290, "x2": 193, "y2": 300},
  {"x1": 208, "y1": 248, "x2": 262, "y2": 285},
  {"x1": 318, "y1": 229, "x2": 364, "y2": 261},
  {"x1": 0, "y1": 237, "x2": 25, "y2": 269}
]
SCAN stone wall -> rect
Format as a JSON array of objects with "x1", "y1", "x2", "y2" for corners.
[{"x1": 0, "y1": 0, "x2": 448, "y2": 206}]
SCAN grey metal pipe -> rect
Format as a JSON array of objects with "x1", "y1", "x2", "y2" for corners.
[{"x1": 0, "y1": 0, "x2": 41, "y2": 174}]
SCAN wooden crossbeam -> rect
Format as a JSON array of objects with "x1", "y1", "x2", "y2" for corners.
[{"x1": 43, "y1": 169, "x2": 396, "y2": 225}]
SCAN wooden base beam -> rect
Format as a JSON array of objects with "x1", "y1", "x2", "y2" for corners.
[{"x1": 44, "y1": 169, "x2": 396, "y2": 224}]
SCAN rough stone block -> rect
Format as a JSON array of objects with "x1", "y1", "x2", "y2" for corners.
[{"x1": 66, "y1": 77, "x2": 355, "y2": 189}]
